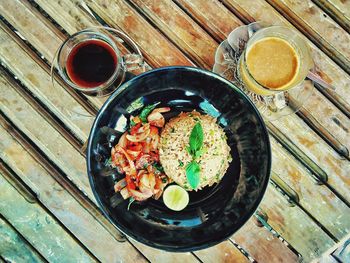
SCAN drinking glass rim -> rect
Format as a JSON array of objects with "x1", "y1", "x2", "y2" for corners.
[
  {"x1": 241, "y1": 26, "x2": 307, "y2": 94},
  {"x1": 56, "y1": 28, "x2": 123, "y2": 93}
]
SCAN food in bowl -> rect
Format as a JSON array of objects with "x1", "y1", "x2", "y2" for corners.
[
  {"x1": 159, "y1": 111, "x2": 231, "y2": 191},
  {"x1": 109, "y1": 104, "x2": 231, "y2": 210},
  {"x1": 110, "y1": 103, "x2": 170, "y2": 206}
]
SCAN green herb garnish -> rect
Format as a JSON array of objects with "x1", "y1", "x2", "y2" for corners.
[
  {"x1": 185, "y1": 122, "x2": 204, "y2": 189},
  {"x1": 139, "y1": 102, "x2": 160, "y2": 123},
  {"x1": 130, "y1": 119, "x2": 136, "y2": 127},
  {"x1": 178, "y1": 160, "x2": 184, "y2": 167},
  {"x1": 153, "y1": 163, "x2": 164, "y2": 172},
  {"x1": 186, "y1": 161, "x2": 201, "y2": 189},
  {"x1": 188, "y1": 122, "x2": 204, "y2": 158},
  {"x1": 105, "y1": 157, "x2": 112, "y2": 167},
  {"x1": 127, "y1": 197, "x2": 135, "y2": 210}
]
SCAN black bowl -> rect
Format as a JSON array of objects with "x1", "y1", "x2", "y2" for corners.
[{"x1": 87, "y1": 66, "x2": 271, "y2": 252}]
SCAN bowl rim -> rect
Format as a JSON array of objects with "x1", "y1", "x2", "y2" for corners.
[{"x1": 86, "y1": 66, "x2": 271, "y2": 252}]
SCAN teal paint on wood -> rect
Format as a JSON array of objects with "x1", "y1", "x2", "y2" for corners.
[
  {"x1": 0, "y1": 175, "x2": 96, "y2": 263},
  {"x1": 0, "y1": 218, "x2": 45, "y2": 263}
]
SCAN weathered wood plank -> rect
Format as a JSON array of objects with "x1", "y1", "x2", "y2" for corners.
[
  {"x1": 232, "y1": 217, "x2": 299, "y2": 263},
  {"x1": 0, "y1": 72, "x2": 94, "y2": 201},
  {"x1": 0, "y1": 217, "x2": 46, "y2": 263},
  {"x1": 266, "y1": 0, "x2": 350, "y2": 72},
  {"x1": 221, "y1": 0, "x2": 350, "y2": 197},
  {"x1": 259, "y1": 184, "x2": 335, "y2": 261},
  {"x1": 312, "y1": 0, "x2": 350, "y2": 32},
  {"x1": 0, "y1": 24, "x2": 93, "y2": 142},
  {"x1": 272, "y1": 114, "x2": 350, "y2": 203},
  {"x1": 194, "y1": 241, "x2": 250, "y2": 263},
  {"x1": 0, "y1": 1, "x2": 344, "y2": 262},
  {"x1": 0, "y1": 1, "x2": 104, "y2": 110},
  {"x1": 222, "y1": 0, "x2": 350, "y2": 118},
  {"x1": 1, "y1": 2, "x2": 241, "y2": 260},
  {"x1": 134, "y1": 1, "x2": 347, "y2": 157},
  {"x1": 1, "y1": 0, "x2": 132, "y2": 72},
  {"x1": 173, "y1": 0, "x2": 242, "y2": 42},
  {"x1": 74, "y1": 0, "x2": 195, "y2": 68},
  {"x1": 0, "y1": 125, "x2": 147, "y2": 263},
  {"x1": 130, "y1": 243, "x2": 199, "y2": 263},
  {"x1": 199, "y1": 0, "x2": 350, "y2": 156},
  {"x1": 271, "y1": 136, "x2": 350, "y2": 240},
  {"x1": 175, "y1": 0, "x2": 349, "y2": 180},
  {"x1": 129, "y1": 0, "x2": 217, "y2": 69},
  {"x1": 33, "y1": 0, "x2": 99, "y2": 34},
  {"x1": 0, "y1": 174, "x2": 96, "y2": 263},
  {"x1": 0, "y1": 0, "x2": 63, "y2": 62},
  {"x1": 26, "y1": 0, "x2": 149, "y2": 78}
]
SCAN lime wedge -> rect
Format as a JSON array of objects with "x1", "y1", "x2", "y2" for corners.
[{"x1": 163, "y1": 185, "x2": 189, "y2": 211}]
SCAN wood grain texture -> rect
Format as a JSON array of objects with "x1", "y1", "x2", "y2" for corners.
[
  {"x1": 85, "y1": 0, "x2": 194, "y2": 68},
  {"x1": 180, "y1": 1, "x2": 349, "y2": 157},
  {"x1": 259, "y1": 185, "x2": 335, "y2": 261},
  {"x1": 0, "y1": 4, "x2": 243, "y2": 260},
  {"x1": 312, "y1": 0, "x2": 350, "y2": 32},
  {"x1": 0, "y1": 217, "x2": 46, "y2": 263},
  {"x1": 222, "y1": 0, "x2": 350, "y2": 118},
  {"x1": 0, "y1": 175, "x2": 96, "y2": 263},
  {"x1": 0, "y1": 125, "x2": 146, "y2": 263},
  {"x1": 0, "y1": 0, "x2": 105, "y2": 111},
  {"x1": 221, "y1": 0, "x2": 350, "y2": 197},
  {"x1": 130, "y1": 243, "x2": 199, "y2": 263},
  {"x1": 0, "y1": 24, "x2": 93, "y2": 142},
  {"x1": 0, "y1": 0, "x2": 346, "y2": 261},
  {"x1": 194, "y1": 241, "x2": 249, "y2": 263},
  {"x1": 266, "y1": 0, "x2": 350, "y2": 72},
  {"x1": 173, "y1": 0, "x2": 242, "y2": 42},
  {"x1": 0, "y1": 73, "x2": 95, "y2": 201},
  {"x1": 33, "y1": 0, "x2": 99, "y2": 33},
  {"x1": 272, "y1": 114, "x2": 350, "y2": 204},
  {"x1": 267, "y1": 123, "x2": 328, "y2": 184},
  {"x1": 31, "y1": 0, "x2": 151, "y2": 76},
  {"x1": 178, "y1": 1, "x2": 349, "y2": 231},
  {"x1": 294, "y1": 104, "x2": 349, "y2": 159},
  {"x1": 129, "y1": 0, "x2": 217, "y2": 69},
  {"x1": 270, "y1": 137, "x2": 350, "y2": 240},
  {"x1": 173, "y1": 0, "x2": 350, "y2": 179},
  {"x1": 232, "y1": 218, "x2": 299, "y2": 263},
  {"x1": 0, "y1": 0, "x2": 63, "y2": 62},
  {"x1": 0, "y1": 64, "x2": 200, "y2": 263}
]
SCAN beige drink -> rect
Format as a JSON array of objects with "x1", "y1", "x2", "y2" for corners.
[{"x1": 238, "y1": 26, "x2": 313, "y2": 96}]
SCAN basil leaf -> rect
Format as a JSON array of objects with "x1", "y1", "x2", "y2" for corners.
[
  {"x1": 153, "y1": 163, "x2": 164, "y2": 172},
  {"x1": 139, "y1": 102, "x2": 160, "y2": 123},
  {"x1": 189, "y1": 122, "x2": 203, "y2": 156},
  {"x1": 186, "y1": 161, "x2": 200, "y2": 189},
  {"x1": 194, "y1": 149, "x2": 203, "y2": 159}
]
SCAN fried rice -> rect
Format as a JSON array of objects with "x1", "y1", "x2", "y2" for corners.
[{"x1": 159, "y1": 111, "x2": 231, "y2": 191}]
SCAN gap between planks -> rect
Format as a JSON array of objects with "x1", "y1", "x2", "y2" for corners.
[
  {"x1": 0, "y1": 159, "x2": 105, "y2": 262},
  {"x1": 0, "y1": 214, "x2": 49, "y2": 263},
  {"x1": 0, "y1": 1, "x2": 344, "y2": 260},
  {"x1": 0, "y1": 113, "x2": 128, "y2": 244}
]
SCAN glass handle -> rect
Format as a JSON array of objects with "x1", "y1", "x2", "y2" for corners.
[
  {"x1": 307, "y1": 71, "x2": 336, "y2": 90},
  {"x1": 122, "y1": 53, "x2": 144, "y2": 72}
]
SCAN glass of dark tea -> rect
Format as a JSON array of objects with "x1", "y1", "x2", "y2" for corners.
[{"x1": 54, "y1": 27, "x2": 144, "y2": 97}]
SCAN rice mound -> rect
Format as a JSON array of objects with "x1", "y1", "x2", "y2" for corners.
[{"x1": 159, "y1": 111, "x2": 231, "y2": 191}]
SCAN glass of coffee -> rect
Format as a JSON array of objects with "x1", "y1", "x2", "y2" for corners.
[
  {"x1": 238, "y1": 26, "x2": 314, "y2": 96},
  {"x1": 53, "y1": 27, "x2": 144, "y2": 97}
]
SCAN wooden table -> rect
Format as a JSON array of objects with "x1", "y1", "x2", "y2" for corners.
[{"x1": 1, "y1": 0, "x2": 350, "y2": 262}]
